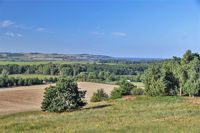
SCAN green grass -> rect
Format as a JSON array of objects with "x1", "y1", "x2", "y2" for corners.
[
  {"x1": 1, "y1": 96, "x2": 200, "y2": 133},
  {"x1": 132, "y1": 82, "x2": 145, "y2": 89},
  {"x1": 9, "y1": 74, "x2": 58, "y2": 79}
]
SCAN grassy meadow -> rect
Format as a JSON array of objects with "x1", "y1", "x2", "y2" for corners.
[
  {"x1": 9, "y1": 74, "x2": 57, "y2": 79},
  {"x1": 132, "y1": 82, "x2": 145, "y2": 89},
  {"x1": 1, "y1": 96, "x2": 200, "y2": 133}
]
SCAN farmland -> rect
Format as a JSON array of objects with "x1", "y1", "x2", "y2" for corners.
[{"x1": 0, "y1": 82, "x2": 118, "y2": 115}]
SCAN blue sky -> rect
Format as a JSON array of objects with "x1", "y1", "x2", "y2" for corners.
[{"x1": 0, "y1": 0, "x2": 200, "y2": 58}]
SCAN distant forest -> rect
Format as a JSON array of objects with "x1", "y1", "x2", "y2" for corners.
[{"x1": 0, "y1": 52, "x2": 161, "y2": 88}]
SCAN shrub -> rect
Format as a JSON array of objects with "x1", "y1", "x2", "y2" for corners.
[
  {"x1": 41, "y1": 78, "x2": 86, "y2": 112},
  {"x1": 111, "y1": 87, "x2": 123, "y2": 99},
  {"x1": 118, "y1": 80, "x2": 135, "y2": 95},
  {"x1": 90, "y1": 88, "x2": 109, "y2": 102},
  {"x1": 131, "y1": 88, "x2": 144, "y2": 95}
]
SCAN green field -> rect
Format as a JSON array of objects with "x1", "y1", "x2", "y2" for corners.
[
  {"x1": 132, "y1": 82, "x2": 145, "y2": 89},
  {"x1": 9, "y1": 74, "x2": 57, "y2": 79},
  {"x1": 1, "y1": 96, "x2": 200, "y2": 133}
]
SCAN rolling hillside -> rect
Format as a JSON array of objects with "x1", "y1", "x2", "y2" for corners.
[{"x1": 0, "y1": 52, "x2": 162, "y2": 62}]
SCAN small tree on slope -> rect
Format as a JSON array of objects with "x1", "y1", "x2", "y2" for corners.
[{"x1": 41, "y1": 78, "x2": 86, "y2": 112}]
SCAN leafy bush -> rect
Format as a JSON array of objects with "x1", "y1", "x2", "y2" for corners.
[
  {"x1": 111, "y1": 80, "x2": 136, "y2": 99},
  {"x1": 41, "y1": 78, "x2": 86, "y2": 112},
  {"x1": 111, "y1": 87, "x2": 123, "y2": 99},
  {"x1": 131, "y1": 88, "x2": 144, "y2": 95},
  {"x1": 90, "y1": 88, "x2": 109, "y2": 102},
  {"x1": 119, "y1": 80, "x2": 135, "y2": 95}
]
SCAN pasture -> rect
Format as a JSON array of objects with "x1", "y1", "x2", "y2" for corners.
[{"x1": 1, "y1": 96, "x2": 200, "y2": 133}]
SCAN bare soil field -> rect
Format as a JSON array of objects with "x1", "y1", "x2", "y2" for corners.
[{"x1": 0, "y1": 82, "x2": 117, "y2": 115}]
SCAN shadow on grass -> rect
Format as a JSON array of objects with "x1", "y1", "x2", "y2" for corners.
[{"x1": 84, "y1": 104, "x2": 112, "y2": 110}]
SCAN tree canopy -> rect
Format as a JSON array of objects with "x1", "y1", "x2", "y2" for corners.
[{"x1": 144, "y1": 50, "x2": 200, "y2": 97}]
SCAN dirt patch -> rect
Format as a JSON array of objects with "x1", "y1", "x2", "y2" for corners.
[
  {"x1": 0, "y1": 82, "x2": 117, "y2": 115},
  {"x1": 185, "y1": 97, "x2": 200, "y2": 105},
  {"x1": 122, "y1": 95, "x2": 136, "y2": 101}
]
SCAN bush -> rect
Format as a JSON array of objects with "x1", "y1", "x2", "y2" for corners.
[
  {"x1": 131, "y1": 88, "x2": 144, "y2": 95},
  {"x1": 90, "y1": 88, "x2": 109, "y2": 102},
  {"x1": 111, "y1": 87, "x2": 123, "y2": 99},
  {"x1": 41, "y1": 78, "x2": 86, "y2": 112},
  {"x1": 118, "y1": 80, "x2": 135, "y2": 95}
]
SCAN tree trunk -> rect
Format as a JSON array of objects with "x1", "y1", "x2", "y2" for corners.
[{"x1": 179, "y1": 87, "x2": 182, "y2": 96}]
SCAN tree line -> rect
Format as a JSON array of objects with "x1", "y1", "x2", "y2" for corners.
[
  {"x1": 144, "y1": 50, "x2": 200, "y2": 97},
  {"x1": 0, "y1": 76, "x2": 58, "y2": 88},
  {"x1": 0, "y1": 63, "x2": 148, "y2": 76},
  {"x1": 0, "y1": 62, "x2": 148, "y2": 83}
]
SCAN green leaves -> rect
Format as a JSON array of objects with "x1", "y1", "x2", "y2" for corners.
[
  {"x1": 41, "y1": 78, "x2": 86, "y2": 112},
  {"x1": 144, "y1": 50, "x2": 200, "y2": 97},
  {"x1": 90, "y1": 89, "x2": 109, "y2": 102}
]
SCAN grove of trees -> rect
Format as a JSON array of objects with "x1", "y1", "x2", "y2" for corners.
[
  {"x1": 0, "y1": 62, "x2": 148, "y2": 86},
  {"x1": 144, "y1": 50, "x2": 200, "y2": 97}
]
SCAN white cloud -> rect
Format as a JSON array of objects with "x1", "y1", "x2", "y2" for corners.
[
  {"x1": 36, "y1": 27, "x2": 46, "y2": 32},
  {"x1": 16, "y1": 33, "x2": 23, "y2": 37},
  {"x1": 90, "y1": 31, "x2": 105, "y2": 35},
  {"x1": 15, "y1": 24, "x2": 33, "y2": 30},
  {"x1": 111, "y1": 32, "x2": 127, "y2": 37},
  {"x1": 5, "y1": 32, "x2": 15, "y2": 37},
  {"x1": 0, "y1": 20, "x2": 14, "y2": 28},
  {"x1": 0, "y1": 20, "x2": 52, "y2": 35},
  {"x1": 5, "y1": 32, "x2": 22, "y2": 37}
]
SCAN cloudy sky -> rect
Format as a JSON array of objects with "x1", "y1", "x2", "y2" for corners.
[{"x1": 0, "y1": 0, "x2": 200, "y2": 58}]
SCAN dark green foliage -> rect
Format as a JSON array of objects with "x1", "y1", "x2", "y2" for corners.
[
  {"x1": 111, "y1": 80, "x2": 135, "y2": 99},
  {"x1": 118, "y1": 80, "x2": 136, "y2": 95},
  {"x1": 0, "y1": 62, "x2": 148, "y2": 84},
  {"x1": 111, "y1": 87, "x2": 123, "y2": 99},
  {"x1": 131, "y1": 88, "x2": 144, "y2": 95},
  {"x1": 90, "y1": 89, "x2": 109, "y2": 102},
  {"x1": 0, "y1": 77, "x2": 44, "y2": 88},
  {"x1": 162, "y1": 69, "x2": 179, "y2": 96},
  {"x1": 41, "y1": 78, "x2": 86, "y2": 112}
]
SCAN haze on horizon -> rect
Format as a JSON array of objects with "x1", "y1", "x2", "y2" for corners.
[{"x1": 0, "y1": 0, "x2": 200, "y2": 58}]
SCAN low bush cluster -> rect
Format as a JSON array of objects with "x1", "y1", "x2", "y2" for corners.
[
  {"x1": 131, "y1": 88, "x2": 144, "y2": 95},
  {"x1": 90, "y1": 89, "x2": 109, "y2": 102},
  {"x1": 111, "y1": 80, "x2": 142, "y2": 99},
  {"x1": 111, "y1": 87, "x2": 123, "y2": 99}
]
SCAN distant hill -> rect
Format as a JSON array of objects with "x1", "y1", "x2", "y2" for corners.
[
  {"x1": 0, "y1": 52, "x2": 163, "y2": 62},
  {"x1": 0, "y1": 52, "x2": 112, "y2": 62}
]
